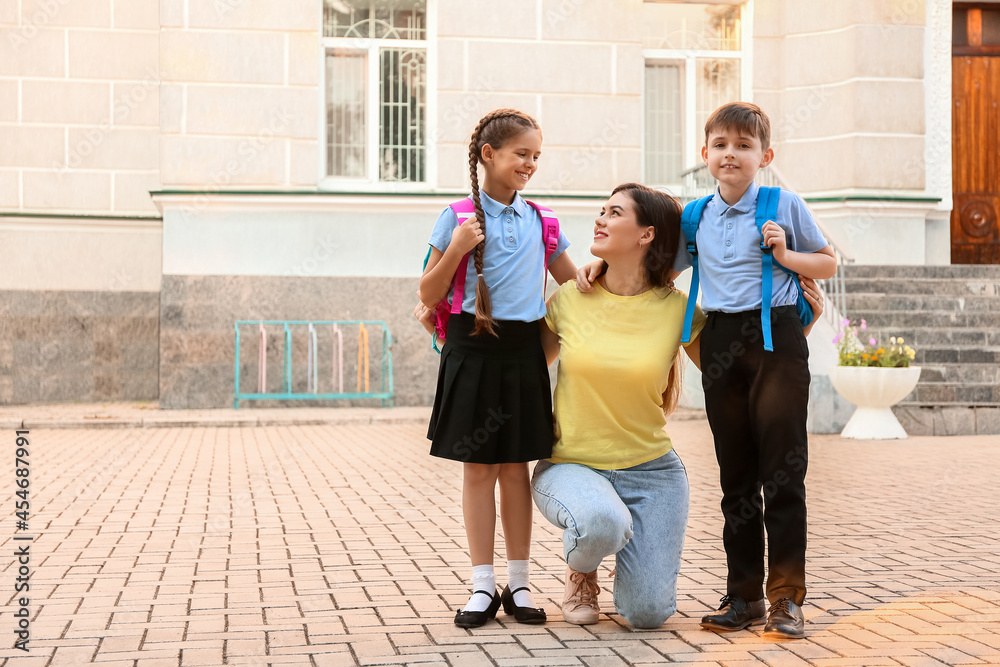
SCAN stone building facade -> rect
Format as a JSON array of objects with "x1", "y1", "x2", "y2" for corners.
[{"x1": 0, "y1": 0, "x2": 988, "y2": 420}]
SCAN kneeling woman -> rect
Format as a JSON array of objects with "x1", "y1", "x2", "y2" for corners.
[{"x1": 532, "y1": 183, "x2": 701, "y2": 629}]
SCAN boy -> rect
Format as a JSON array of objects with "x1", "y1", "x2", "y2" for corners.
[{"x1": 675, "y1": 102, "x2": 836, "y2": 639}]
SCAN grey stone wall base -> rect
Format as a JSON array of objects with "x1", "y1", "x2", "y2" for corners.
[
  {"x1": 807, "y1": 373, "x2": 855, "y2": 434},
  {"x1": 894, "y1": 405, "x2": 1000, "y2": 436},
  {"x1": 159, "y1": 275, "x2": 439, "y2": 409},
  {"x1": 0, "y1": 290, "x2": 159, "y2": 405}
]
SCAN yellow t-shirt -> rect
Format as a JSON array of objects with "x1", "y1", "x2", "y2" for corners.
[{"x1": 544, "y1": 280, "x2": 706, "y2": 470}]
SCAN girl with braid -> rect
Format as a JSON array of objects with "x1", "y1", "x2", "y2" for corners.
[{"x1": 418, "y1": 109, "x2": 578, "y2": 628}]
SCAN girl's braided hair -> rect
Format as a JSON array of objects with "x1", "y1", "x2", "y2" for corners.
[{"x1": 467, "y1": 108, "x2": 541, "y2": 336}]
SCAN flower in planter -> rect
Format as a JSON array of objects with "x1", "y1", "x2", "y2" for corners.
[{"x1": 834, "y1": 320, "x2": 916, "y2": 368}]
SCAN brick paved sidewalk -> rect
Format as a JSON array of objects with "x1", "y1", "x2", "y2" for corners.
[{"x1": 1, "y1": 412, "x2": 998, "y2": 666}]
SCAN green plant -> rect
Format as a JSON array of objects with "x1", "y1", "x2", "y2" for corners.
[{"x1": 834, "y1": 318, "x2": 916, "y2": 368}]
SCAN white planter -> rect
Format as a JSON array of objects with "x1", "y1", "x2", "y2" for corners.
[{"x1": 827, "y1": 366, "x2": 922, "y2": 439}]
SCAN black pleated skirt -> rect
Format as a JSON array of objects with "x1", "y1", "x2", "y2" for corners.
[{"x1": 427, "y1": 313, "x2": 554, "y2": 464}]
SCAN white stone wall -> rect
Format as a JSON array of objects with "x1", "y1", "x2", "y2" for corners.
[
  {"x1": 0, "y1": 218, "x2": 161, "y2": 291},
  {"x1": 434, "y1": 0, "x2": 645, "y2": 195},
  {"x1": 0, "y1": 0, "x2": 161, "y2": 215},
  {"x1": 752, "y1": 0, "x2": 944, "y2": 266},
  {"x1": 754, "y1": 0, "x2": 928, "y2": 194},
  {"x1": 2, "y1": 2, "x2": 963, "y2": 284},
  {"x1": 159, "y1": 0, "x2": 320, "y2": 188},
  {"x1": 0, "y1": 0, "x2": 162, "y2": 292},
  {"x1": 155, "y1": 193, "x2": 604, "y2": 278}
]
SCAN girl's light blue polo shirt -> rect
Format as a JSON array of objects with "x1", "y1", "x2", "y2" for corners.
[
  {"x1": 428, "y1": 190, "x2": 570, "y2": 322},
  {"x1": 673, "y1": 182, "x2": 828, "y2": 313}
]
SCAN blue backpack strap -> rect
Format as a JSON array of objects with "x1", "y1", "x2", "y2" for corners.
[
  {"x1": 755, "y1": 186, "x2": 781, "y2": 351},
  {"x1": 680, "y1": 195, "x2": 713, "y2": 343},
  {"x1": 767, "y1": 220, "x2": 816, "y2": 333},
  {"x1": 794, "y1": 274, "x2": 814, "y2": 327}
]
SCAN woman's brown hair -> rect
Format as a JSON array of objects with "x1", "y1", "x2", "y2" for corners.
[
  {"x1": 467, "y1": 109, "x2": 541, "y2": 336},
  {"x1": 608, "y1": 183, "x2": 686, "y2": 414},
  {"x1": 609, "y1": 183, "x2": 682, "y2": 290}
]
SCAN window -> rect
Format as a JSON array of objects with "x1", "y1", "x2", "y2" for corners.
[
  {"x1": 953, "y1": 4, "x2": 1000, "y2": 53},
  {"x1": 642, "y1": 2, "x2": 746, "y2": 190},
  {"x1": 644, "y1": 64, "x2": 683, "y2": 185},
  {"x1": 322, "y1": 0, "x2": 428, "y2": 185}
]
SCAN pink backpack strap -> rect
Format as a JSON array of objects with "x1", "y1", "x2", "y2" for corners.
[
  {"x1": 447, "y1": 198, "x2": 478, "y2": 315},
  {"x1": 526, "y1": 200, "x2": 560, "y2": 293}
]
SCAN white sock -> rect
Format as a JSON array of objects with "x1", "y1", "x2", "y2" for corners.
[
  {"x1": 507, "y1": 560, "x2": 535, "y2": 608},
  {"x1": 462, "y1": 564, "x2": 496, "y2": 612}
]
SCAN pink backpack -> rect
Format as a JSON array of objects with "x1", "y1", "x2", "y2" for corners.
[{"x1": 424, "y1": 198, "x2": 560, "y2": 352}]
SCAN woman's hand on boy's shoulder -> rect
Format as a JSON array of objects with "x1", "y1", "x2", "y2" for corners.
[
  {"x1": 799, "y1": 276, "x2": 824, "y2": 326},
  {"x1": 575, "y1": 259, "x2": 605, "y2": 293}
]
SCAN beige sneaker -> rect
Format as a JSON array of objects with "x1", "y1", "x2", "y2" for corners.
[{"x1": 562, "y1": 566, "x2": 600, "y2": 625}]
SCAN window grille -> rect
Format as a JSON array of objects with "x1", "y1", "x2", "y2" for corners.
[
  {"x1": 323, "y1": 0, "x2": 427, "y2": 183},
  {"x1": 642, "y1": 3, "x2": 745, "y2": 188}
]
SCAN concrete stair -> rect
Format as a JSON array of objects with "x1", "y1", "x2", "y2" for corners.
[{"x1": 840, "y1": 265, "x2": 1000, "y2": 436}]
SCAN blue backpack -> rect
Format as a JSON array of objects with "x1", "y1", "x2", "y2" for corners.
[{"x1": 679, "y1": 186, "x2": 813, "y2": 352}]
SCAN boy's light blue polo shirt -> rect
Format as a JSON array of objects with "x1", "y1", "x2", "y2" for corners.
[
  {"x1": 428, "y1": 190, "x2": 570, "y2": 322},
  {"x1": 673, "y1": 182, "x2": 828, "y2": 313}
]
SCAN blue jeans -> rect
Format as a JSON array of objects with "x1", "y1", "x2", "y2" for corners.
[{"x1": 530, "y1": 449, "x2": 690, "y2": 629}]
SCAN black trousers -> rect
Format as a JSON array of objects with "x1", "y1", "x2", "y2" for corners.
[{"x1": 700, "y1": 305, "x2": 809, "y2": 606}]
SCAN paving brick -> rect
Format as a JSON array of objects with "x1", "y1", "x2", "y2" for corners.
[
  {"x1": 312, "y1": 652, "x2": 367, "y2": 667},
  {"x1": 918, "y1": 647, "x2": 987, "y2": 664},
  {"x1": 581, "y1": 657, "x2": 633, "y2": 667},
  {"x1": 496, "y1": 659, "x2": 583, "y2": 666},
  {"x1": 894, "y1": 656, "x2": 956, "y2": 667},
  {"x1": 807, "y1": 659, "x2": 900, "y2": 667},
  {"x1": 745, "y1": 648, "x2": 813, "y2": 666},
  {"x1": 438, "y1": 650, "x2": 493, "y2": 665},
  {"x1": 482, "y1": 641, "x2": 533, "y2": 660}
]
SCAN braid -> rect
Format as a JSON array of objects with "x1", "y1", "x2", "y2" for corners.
[
  {"x1": 466, "y1": 109, "x2": 535, "y2": 337},
  {"x1": 468, "y1": 119, "x2": 495, "y2": 337}
]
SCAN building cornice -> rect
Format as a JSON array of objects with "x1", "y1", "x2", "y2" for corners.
[{"x1": 150, "y1": 190, "x2": 609, "y2": 216}]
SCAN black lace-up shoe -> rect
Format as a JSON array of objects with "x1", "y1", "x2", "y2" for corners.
[
  {"x1": 763, "y1": 598, "x2": 805, "y2": 639},
  {"x1": 700, "y1": 594, "x2": 767, "y2": 631}
]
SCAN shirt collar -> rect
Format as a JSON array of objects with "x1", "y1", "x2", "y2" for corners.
[
  {"x1": 712, "y1": 181, "x2": 759, "y2": 214},
  {"x1": 478, "y1": 190, "x2": 528, "y2": 218}
]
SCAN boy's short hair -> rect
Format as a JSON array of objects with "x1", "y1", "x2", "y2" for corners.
[{"x1": 704, "y1": 102, "x2": 771, "y2": 151}]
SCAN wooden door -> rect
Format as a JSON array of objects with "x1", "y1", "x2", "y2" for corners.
[{"x1": 952, "y1": 6, "x2": 1000, "y2": 264}]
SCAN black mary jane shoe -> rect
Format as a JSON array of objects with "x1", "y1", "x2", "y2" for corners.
[
  {"x1": 501, "y1": 584, "x2": 547, "y2": 624},
  {"x1": 454, "y1": 589, "x2": 501, "y2": 628}
]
